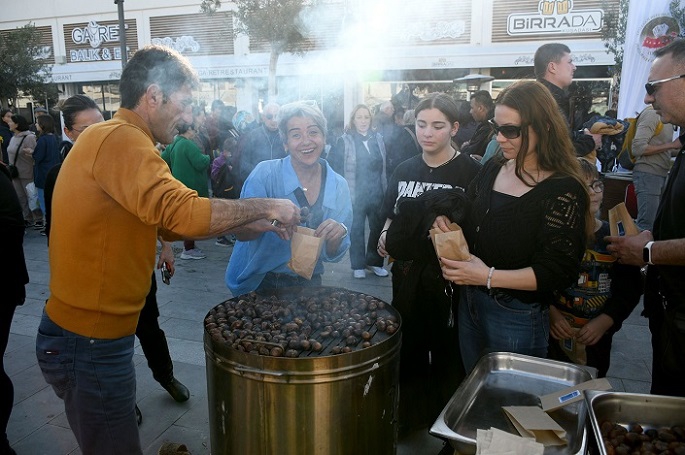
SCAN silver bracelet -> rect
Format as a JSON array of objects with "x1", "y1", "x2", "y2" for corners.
[{"x1": 486, "y1": 266, "x2": 495, "y2": 290}]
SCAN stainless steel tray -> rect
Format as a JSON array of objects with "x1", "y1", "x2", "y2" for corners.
[
  {"x1": 430, "y1": 352, "x2": 595, "y2": 455},
  {"x1": 585, "y1": 390, "x2": 685, "y2": 455}
]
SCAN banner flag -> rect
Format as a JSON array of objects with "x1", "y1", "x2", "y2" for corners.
[{"x1": 618, "y1": 1, "x2": 680, "y2": 119}]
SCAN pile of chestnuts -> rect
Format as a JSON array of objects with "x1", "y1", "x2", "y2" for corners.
[
  {"x1": 204, "y1": 288, "x2": 400, "y2": 358},
  {"x1": 600, "y1": 421, "x2": 685, "y2": 454}
]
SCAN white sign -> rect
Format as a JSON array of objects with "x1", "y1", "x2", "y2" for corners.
[
  {"x1": 70, "y1": 47, "x2": 125, "y2": 62},
  {"x1": 72, "y1": 21, "x2": 121, "y2": 48},
  {"x1": 151, "y1": 36, "x2": 201, "y2": 53},
  {"x1": 507, "y1": 0, "x2": 603, "y2": 36}
]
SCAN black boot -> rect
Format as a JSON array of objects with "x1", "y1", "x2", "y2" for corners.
[{"x1": 161, "y1": 377, "x2": 190, "y2": 403}]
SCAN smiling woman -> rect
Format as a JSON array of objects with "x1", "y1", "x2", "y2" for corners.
[{"x1": 225, "y1": 102, "x2": 353, "y2": 295}]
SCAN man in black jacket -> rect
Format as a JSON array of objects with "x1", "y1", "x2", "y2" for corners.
[
  {"x1": 534, "y1": 43, "x2": 598, "y2": 158},
  {"x1": 461, "y1": 90, "x2": 494, "y2": 159},
  {"x1": 606, "y1": 39, "x2": 685, "y2": 398}
]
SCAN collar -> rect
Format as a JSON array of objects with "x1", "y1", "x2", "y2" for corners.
[
  {"x1": 281, "y1": 156, "x2": 337, "y2": 210},
  {"x1": 113, "y1": 108, "x2": 156, "y2": 145}
]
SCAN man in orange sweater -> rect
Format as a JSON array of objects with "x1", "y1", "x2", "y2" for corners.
[{"x1": 35, "y1": 45, "x2": 299, "y2": 455}]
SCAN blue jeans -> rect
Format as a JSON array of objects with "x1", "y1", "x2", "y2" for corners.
[
  {"x1": 37, "y1": 187, "x2": 46, "y2": 215},
  {"x1": 36, "y1": 311, "x2": 141, "y2": 455},
  {"x1": 459, "y1": 286, "x2": 550, "y2": 373},
  {"x1": 633, "y1": 171, "x2": 666, "y2": 231}
]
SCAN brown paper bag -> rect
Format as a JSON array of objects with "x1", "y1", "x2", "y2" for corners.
[
  {"x1": 502, "y1": 406, "x2": 567, "y2": 446},
  {"x1": 430, "y1": 222, "x2": 470, "y2": 261},
  {"x1": 558, "y1": 328, "x2": 587, "y2": 366},
  {"x1": 608, "y1": 202, "x2": 639, "y2": 237},
  {"x1": 287, "y1": 226, "x2": 324, "y2": 280}
]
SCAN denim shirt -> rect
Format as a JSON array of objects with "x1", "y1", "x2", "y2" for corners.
[{"x1": 225, "y1": 156, "x2": 352, "y2": 296}]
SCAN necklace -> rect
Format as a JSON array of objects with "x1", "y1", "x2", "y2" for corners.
[{"x1": 426, "y1": 149, "x2": 459, "y2": 173}]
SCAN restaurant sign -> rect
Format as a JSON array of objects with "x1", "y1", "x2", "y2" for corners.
[
  {"x1": 507, "y1": 0, "x2": 603, "y2": 36},
  {"x1": 67, "y1": 20, "x2": 133, "y2": 63}
]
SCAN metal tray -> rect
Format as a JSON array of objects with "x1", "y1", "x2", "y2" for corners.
[
  {"x1": 585, "y1": 390, "x2": 685, "y2": 455},
  {"x1": 430, "y1": 352, "x2": 595, "y2": 455}
]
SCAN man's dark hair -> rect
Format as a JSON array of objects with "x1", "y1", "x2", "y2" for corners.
[
  {"x1": 471, "y1": 90, "x2": 493, "y2": 111},
  {"x1": 534, "y1": 43, "x2": 571, "y2": 79},
  {"x1": 58, "y1": 95, "x2": 100, "y2": 130},
  {"x1": 176, "y1": 120, "x2": 194, "y2": 135},
  {"x1": 655, "y1": 38, "x2": 685, "y2": 63},
  {"x1": 119, "y1": 45, "x2": 199, "y2": 109}
]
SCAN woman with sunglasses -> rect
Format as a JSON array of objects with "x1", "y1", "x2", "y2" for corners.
[
  {"x1": 439, "y1": 80, "x2": 592, "y2": 373},
  {"x1": 547, "y1": 158, "x2": 642, "y2": 377}
]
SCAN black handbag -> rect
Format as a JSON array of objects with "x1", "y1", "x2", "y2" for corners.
[{"x1": 8, "y1": 135, "x2": 27, "y2": 179}]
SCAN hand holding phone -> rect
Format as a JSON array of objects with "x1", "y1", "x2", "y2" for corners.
[{"x1": 161, "y1": 262, "x2": 172, "y2": 285}]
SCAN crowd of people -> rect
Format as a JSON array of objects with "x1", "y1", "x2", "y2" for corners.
[{"x1": 1, "y1": 38, "x2": 685, "y2": 454}]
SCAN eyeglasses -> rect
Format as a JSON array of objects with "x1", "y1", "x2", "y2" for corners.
[
  {"x1": 588, "y1": 180, "x2": 604, "y2": 193},
  {"x1": 488, "y1": 119, "x2": 523, "y2": 139},
  {"x1": 264, "y1": 114, "x2": 275, "y2": 120},
  {"x1": 645, "y1": 74, "x2": 685, "y2": 95}
]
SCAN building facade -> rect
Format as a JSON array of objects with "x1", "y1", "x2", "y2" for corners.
[{"x1": 1, "y1": 0, "x2": 618, "y2": 126}]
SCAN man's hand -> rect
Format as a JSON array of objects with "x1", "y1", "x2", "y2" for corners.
[
  {"x1": 157, "y1": 240, "x2": 175, "y2": 275},
  {"x1": 605, "y1": 230, "x2": 653, "y2": 266},
  {"x1": 270, "y1": 199, "x2": 301, "y2": 228},
  {"x1": 235, "y1": 218, "x2": 294, "y2": 241}
]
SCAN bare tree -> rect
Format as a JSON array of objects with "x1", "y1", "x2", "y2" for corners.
[
  {"x1": 201, "y1": 0, "x2": 316, "y2": 99},
  {"x1": 0, "y1": 23, "x2": 57, "y2": 108}
]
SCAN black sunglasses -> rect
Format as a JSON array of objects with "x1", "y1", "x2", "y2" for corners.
[
  {"x1": 488, "y1": 119, "x2": 523, "y2": 139},
  {"x1": 645, "y1": 74, "x2": 685, "y2": 95}
]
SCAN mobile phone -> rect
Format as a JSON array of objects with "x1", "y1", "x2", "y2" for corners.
[{"x1": 161, "y1": 262, "x2": 172, "y2": 285}]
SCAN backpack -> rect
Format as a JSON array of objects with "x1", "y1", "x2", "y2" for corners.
[
  {"x1": 212, "y1": 161, "x2": 238, "y2": 199},
  {"x1": 617, "y1": 108, "x2": 663, "y2": 170}
]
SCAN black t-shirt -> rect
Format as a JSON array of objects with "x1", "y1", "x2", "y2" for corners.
[{"x1": 383, "y1": 152, "x2": 481, "y2": 219}]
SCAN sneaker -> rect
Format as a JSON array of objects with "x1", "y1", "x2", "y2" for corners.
[
  {"x1": 180, "y1": 248, "x2": 206, "y2": 260},
  {"x1": 40, "y1": 229, "x2": 47, "y2": 236},
  {"x1": 33, "y1": 220, "x2": 44, "y2": 229},
  {"x1": 24, "y1": 220, "x2": 34, "y2": 228},
  {"x1": 215, "y1": 236, "x2": 233, "y2": 247},
  {"x1": 369, "y1": 266, "x2": 389, "y2": 277},
  {"x1": 353, "y1": 269, "x2": 366, "y2": 279}
]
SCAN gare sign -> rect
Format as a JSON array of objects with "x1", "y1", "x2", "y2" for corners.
[
  {"x1": 67, "y1": 20, "x2": 132, "y2": 63},
  {"x1": 507, "y1": 0, "x2": 603, "y2": 36}
]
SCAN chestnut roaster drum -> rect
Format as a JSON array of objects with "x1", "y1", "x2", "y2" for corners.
[{"x1": 203, "y1": 286, "x2": 402, "y2": 455}]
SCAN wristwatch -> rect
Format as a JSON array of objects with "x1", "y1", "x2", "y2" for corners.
[{"x1": 643, "y1": 241, "x2": 655, "y2": 265}]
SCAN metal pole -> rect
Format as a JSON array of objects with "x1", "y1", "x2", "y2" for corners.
[{"x1": 115, "y1": 0, "x2": 127, "y2": 68}]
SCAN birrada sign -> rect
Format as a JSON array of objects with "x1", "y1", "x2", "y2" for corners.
[{"x1": 508, "y1": 12, "x2": 603, "y2": 35}]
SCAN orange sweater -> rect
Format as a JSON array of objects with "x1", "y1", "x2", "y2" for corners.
[{"x1": 46, "y1": 109, "x2": 211, "y2": 338}]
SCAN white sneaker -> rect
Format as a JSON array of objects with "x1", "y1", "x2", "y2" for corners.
[
  {"x1": 370, "y1": 266, "x2": 389, "y2": 277},
  {"x1": 181, "y1": 248, "x2": 206, "y2": 260},
  {"x1": 353, "y1": 269, "x2": 366, "y2": 279}
]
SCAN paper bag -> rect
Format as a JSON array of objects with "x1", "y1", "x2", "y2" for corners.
[
  {"x1": 430, "y1": 222, "x2": 470, "y2": 261},
  {"x1": 558, "y1": 328, "x2": 587, "y2": 366},
  {"x1": 608, "y1": 202, "x2": 639, "y2": 237},
  {"x1": 502, "y1": 406, "x2": 567, "y2": 446},
  {"x1": 287, "y1": 226, "x2": 324, "y2": 280},
  {"x1": 477, "y1": 427, "x2": 544, "y2": 455}
]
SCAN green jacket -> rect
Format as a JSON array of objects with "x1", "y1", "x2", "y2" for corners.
[{"x1": 162, "y1": 135, "x2": 210, "y2": 197}]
